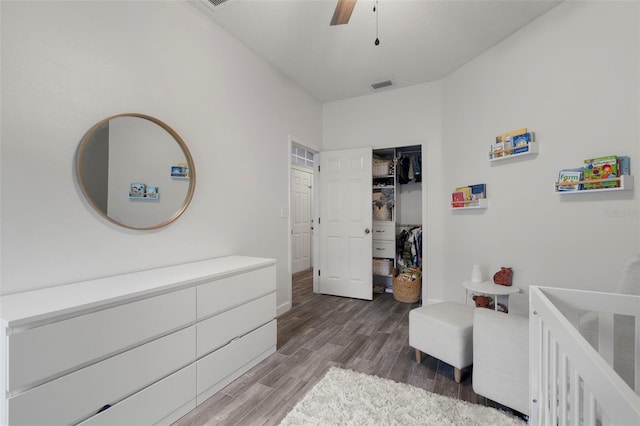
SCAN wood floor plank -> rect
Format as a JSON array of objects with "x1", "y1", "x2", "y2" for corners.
[{"x1": 173, "y1": 268, "x2": 526, "y2": 426}]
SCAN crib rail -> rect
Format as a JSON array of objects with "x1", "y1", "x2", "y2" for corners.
[{"x1": 529, "y1": 286, "x2": 640, "y2": 425}]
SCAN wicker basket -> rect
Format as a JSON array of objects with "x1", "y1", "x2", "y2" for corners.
[
  {"x1": 373, "y1": 205, "x2": 392, "y2": 221},
  {"x1": 372, "y1": 159, "x2": 392, "y2": 177},
  {"x1": 393, "y1": 276, "x2": 421, "y2": 303},
  {"x1": 373, "y1": 258, "x2": 394, "y2": 276}
]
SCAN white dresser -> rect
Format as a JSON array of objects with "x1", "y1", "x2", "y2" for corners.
[{"x1": 0, "y1": 256, "x2": 277, "y2": 426}]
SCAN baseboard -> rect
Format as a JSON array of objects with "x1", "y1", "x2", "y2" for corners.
[{"x1": 277, "y1": 300, "x2": 292, "y2": 316}]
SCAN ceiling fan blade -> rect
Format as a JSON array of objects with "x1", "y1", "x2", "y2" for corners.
[{"x1": 330, "y1": 0, "x2": 357, "y2": 26}]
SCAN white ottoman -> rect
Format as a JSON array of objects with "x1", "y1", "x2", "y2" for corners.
[{"x1": 409, "y1": 302, "x2": 474, "y2": 383}]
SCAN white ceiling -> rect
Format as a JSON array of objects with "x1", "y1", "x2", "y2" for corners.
[{"x1": 193, "y1": 0, "x2": 562, "y2": 103}]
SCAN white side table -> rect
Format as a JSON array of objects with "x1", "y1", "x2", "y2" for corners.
[{"x1": 462, "y1": 280, "x2": 520, "y2": 312}]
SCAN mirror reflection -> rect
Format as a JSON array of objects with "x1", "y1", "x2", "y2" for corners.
[{"x1": 76, "y1": 113, "x2": 196, "y2": 230}]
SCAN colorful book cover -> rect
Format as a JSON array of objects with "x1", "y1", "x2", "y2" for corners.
[
  {"x1": 583, "y1": 156, "x2": 618, "y2": 189},
  {"x1": 512, "y1": 132, "x2": 535, "y2": 154},
  {"x1": 452, "y1": 191, "x2": 465, "y2": 208},
  {"x1": 496, "y1": 128, "x2": 527, "y2": 144},
  {"x1": 129, "y1": 183, "x2": 146, "y2": 198},
  {"x1": 145, "y1": 186, "x2": 159, "y2": 199},
  {"x1": 557, "y1": 169, "x2": 583, "y2": 191},
  {"x1": 455, "y1": 186, "x2": 471, "y2": 203},
  {"x1": 617, "y1": 156, "x2": 630, "y2": 175},
  {"x1": 469, "y1": 184, "x2": 486, "y2": 199}
]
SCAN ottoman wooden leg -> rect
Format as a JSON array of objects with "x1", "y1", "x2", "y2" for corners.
[
  {"x1": 415, "y1": 348, "x2": 422, "y2": 363},
  {"x1": 454, "y1": 368, "x2": 462, "y2": 383}
]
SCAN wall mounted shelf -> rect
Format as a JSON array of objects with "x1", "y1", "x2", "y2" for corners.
[
  {"x1": 489, "y1": 141, "x2": 539, "y2": 162},
  {"x1": 451, "y1": 199, "x2": 489, "y2": 210},
  {"x1": 555, "y1": 175, "x2": 634, "y2": 194}
]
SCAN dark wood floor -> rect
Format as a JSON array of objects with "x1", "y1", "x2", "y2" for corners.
[{"x1": 174, "y1": 269, "x2": 503, "y2": 426}]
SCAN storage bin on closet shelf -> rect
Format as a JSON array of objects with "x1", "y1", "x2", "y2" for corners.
[
  {"x1": 372, "y1": 190, "x2": 393, "y2": 221},
  {"x1": 372, "y1": 157, "x2": 394, "y2": 177}
]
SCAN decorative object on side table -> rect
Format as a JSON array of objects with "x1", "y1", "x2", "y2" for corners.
[
  {"x1": 472, "y1": 294, "x2": 508, "y2": 313},
  {"x1": 493, "y1": 267, "x2": 513, "y2": 286},
  {"x1": 470, "y1": 264, "x2": 483, "y2": 283}
]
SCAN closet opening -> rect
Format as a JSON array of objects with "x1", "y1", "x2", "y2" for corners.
[{"x1": 372, "y1": 145, "x2": 423, "y2": 300}]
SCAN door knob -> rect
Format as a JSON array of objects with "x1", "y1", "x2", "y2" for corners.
[{"x1": 365, "y1": 228, "x2": 371, "y2": 234}]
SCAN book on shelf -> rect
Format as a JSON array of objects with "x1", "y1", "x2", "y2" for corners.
[
  {"x1": 491, "y1": 128, "x2": 529, "y2": 159},
  {"x1": 129, "y1": 183, "x2": 146, "y2": 198},
  {"x1": 511, "y1": 132, "x2": 535, "y2": 154},
  {"x1": 617, "y1": 156, "x2": 630, "y2": 175},
  {"x1": 557, "y1": 168, "x2": 583, "y2": 191},
  {"x1": 583, "y1": 155, "x2": 619, "y2": 189},
  {"x1": 455, "y1": 186, "x2": 471, "y2": 202},
  {"x1": 452, "y1": 191, "x2": 465, "y2": 208},
  {"x1": 469, "y1": 183, "x2": 486, "y2": 205}
]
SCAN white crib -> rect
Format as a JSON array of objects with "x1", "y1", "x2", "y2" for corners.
[{"x1": 529, "y1": 286, "x2": 640, "y2": 425}]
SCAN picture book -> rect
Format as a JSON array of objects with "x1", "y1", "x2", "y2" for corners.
[
  {"x1": 469, "y1": 184, "x2": 486, "y2": 200},
  {"x1": 145, "y1": 186, "x2": 159, "y2": 199},
  {"x1": 129, "y1": 183, "x2": 146, "y2": 198},
  {"x1": 557, "y1": 169, "x2": 583, "y2": 191},
  {"x1": 511, "y1": 132, "x2": 535, "y2": 154},
  {"x1": 452, "y1": 191, "x2": 465, "y2": 208},
  {"x1": 496, "y1": 128, "x2": 527, "y2": 144},
  {"x1": 455, "y1": 186, "x2": 470, "y2": 202},
  {"x1": 583, "y1": 155, "x2": 618, "y2": 189},
  {"x1": 617, "y1": 156, "x2": 630, "y2": 175}
]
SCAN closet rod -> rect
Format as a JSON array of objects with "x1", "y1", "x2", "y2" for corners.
[{"x1": 396, "y1": 150, "x2": 421, "y2": 155}]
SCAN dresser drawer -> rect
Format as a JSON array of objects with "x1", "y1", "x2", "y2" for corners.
[
  {"x1": 196, "y1": 320, "x2": 276, "y2": 403},
  {"x1": 8, "y1": 287, "x2": 196, "y2": 391},
  {"x1": 197, "y1": 293, "x2": 275, "y2": 358},
  {"x1": 197, "y1": 265, "x2": 275, "y2": 320},
  {"x1": 8, "y1": 326, "x2": 196, "y2": 426},
  {"x1": 373, "y1": 240, "x2": 395, "y2": 258},
  {"x1": 372, "y1": 221, "x2": 395, "y2": 241},
  {"x1": 78, "y1": 364, "x2": 196, "y2": 426}
]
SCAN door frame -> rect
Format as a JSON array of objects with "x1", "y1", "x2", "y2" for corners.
[
  {"x1": 288, "y1": 137, "x2": 318, "y2": 278},
  {"x1": 290, "y1": 165, "x2": 314, "y2": 273}
]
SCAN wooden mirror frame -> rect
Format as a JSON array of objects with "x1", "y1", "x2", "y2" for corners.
[{"x1": 76, "y1": 113, "x2": 196, "y2": 230}]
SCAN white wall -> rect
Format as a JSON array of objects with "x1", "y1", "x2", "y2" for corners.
[
  {"x1": 323, "y1": 82, "x2": 447, "y2": 302},
  {"x1": 0, "y1": 0, "x2": 323, "y2": 316},
  {"x1": 441, "y1": 0, "x2": 639, "y2": 315},
  {"x1": 324, "y1": 1, "x2": 639, "y2": 315}
]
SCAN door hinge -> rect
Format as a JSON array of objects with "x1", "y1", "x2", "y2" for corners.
[
  {"x1": 318, "y1": 269, "x2": 321, "y2": 276},
  {"x1": 318, "y1": 217, "x2": 320, "y2": 224},
  {"x1": 318, "y1": 165, "x2": 320, "y2": 172}
]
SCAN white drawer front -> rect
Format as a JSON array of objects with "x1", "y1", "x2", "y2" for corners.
[
  {"x1": 373, "y1": 240, "x2": 395, "y2": 258},
  {"x1": 8, "y1": 326, "x2": 196, "y2": 426},
  {"x1": 372, "y1": 221, "x2": 395, "y2": 241},
  {"x1": 197, "y1": 265, "x2": 275, "y2": 320},
  {"x1": 78, "y1": 364, "x2": 196, "y2": 426},
  {"x1": 196, "y1": 320, "x2": 276, "y2": 400},
  {"x1": 197, "y1": 293, "x2": 275, "y2": 358},
  {"x1": 8, "y1": 287, "x2": 196, "y2": 391}
]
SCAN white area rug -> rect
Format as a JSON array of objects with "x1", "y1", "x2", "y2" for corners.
[{"x1": 280, "y1": 367, "x2": 526, "y2": 425}]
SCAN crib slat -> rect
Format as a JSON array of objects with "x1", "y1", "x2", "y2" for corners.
[
  {"x1": 635, "y1": 315, "x2": 640, "y2": 394},
  {"x1": 550, "y1": 335, "x2": 558, "y2": 423},
  {"x1": 559, "y1": 351, "x2": 568, "y2": 426},
  {"x1": 598, "y1": 312, "x2": 614, "y2": 366}
]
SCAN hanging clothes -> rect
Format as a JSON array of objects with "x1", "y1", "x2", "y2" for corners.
[
  {"x1": 397, "y1": 153, "x2": 422, "y2": 184},
  {"x1": 397, "y1": 225, "x2": 422, "y2": 269}
]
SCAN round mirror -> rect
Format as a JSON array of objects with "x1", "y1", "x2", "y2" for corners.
[{"x1": 76, "y1": 113, "x2": 196, "y2": 230}]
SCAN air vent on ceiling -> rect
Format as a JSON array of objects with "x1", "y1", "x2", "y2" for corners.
[
  {"x1": 207, "y1": 0, "x2": 230, "y2": 7},
  {"x1": 371, "y1": 80, "x2": 393, "y2": 90}
]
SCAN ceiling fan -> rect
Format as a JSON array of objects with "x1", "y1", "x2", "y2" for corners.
[{"x1": 330, "y1": 0, "x2": 357, "y2": 26}]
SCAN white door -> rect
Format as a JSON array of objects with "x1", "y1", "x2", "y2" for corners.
[
  {"x1": 319, "y1": 147, "x2": 373, "y2": 300},
  {"x1": 291, "y1": 167, "x2": 313, "y2": 273}
]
